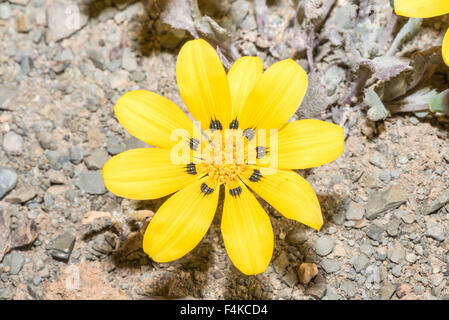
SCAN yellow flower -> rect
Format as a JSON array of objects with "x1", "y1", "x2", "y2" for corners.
[
  {"x1": 394, "y1": 0, "x2": 449, "y2": 65},
  {"x1": 102, "y1": 39, "x2": 344, "y2": 275}
]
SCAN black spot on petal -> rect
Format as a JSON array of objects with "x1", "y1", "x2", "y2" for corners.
[
  {"x1": 189, "y1": 138, "x2": 200, "y2": 151},
  {"x1": 209, "y1": 120, "x2": 223, "y2": 131},
  {"x1": 229, "y1": 187, "x2": 242, "y2": 197},
  {"x1": 230, "y1": 119, "x2": 239, "y2": 129},
  {"x1": 243, "y1": 128, "x2": 255, "y2": 141},
  {"x1": 249, "y1": 169, "x2": 262, "y2": 182},
  {"x1": 201, "y1": 182, "x2": 214, "y2": 195},
  {"x1": 256, "y1": 146, "x2": 266, "y2": 159},
  {"x1": 186, "y1": 163, "x2": 197, "y2": 175}
]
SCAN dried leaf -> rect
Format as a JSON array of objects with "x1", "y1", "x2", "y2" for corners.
[
  {"x1": 160, "y1": 0, "x2": 198, "y2": 38},
  {"x1": 159, "y1": 0, "x2": 238, "y2": 64}
]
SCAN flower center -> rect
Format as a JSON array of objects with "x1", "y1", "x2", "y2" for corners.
[
  {"x1": 203, "y1": 162, "x2": 246, "y2": 186},
  {"x1": 200, "y1": 133, "x2": 248, "y2": 186}
]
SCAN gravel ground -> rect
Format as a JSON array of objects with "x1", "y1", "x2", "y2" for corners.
[{"x1": 0, "y1": 0, "x2": 448, "y2": 300}]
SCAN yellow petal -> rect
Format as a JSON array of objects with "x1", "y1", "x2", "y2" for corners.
[
  {"x1": 443, "y1": 28, "x2": 449, "y2": 66},
  {"x1": 271, "y1": 119, "x2": 344, "y2": 169},
  {"x1": 237, "y1": 59, "x2": 308, "y2": 130},
  {"x1": 227, "y1": 56, "x2": 263, "y2": 125},
  {"x1": 177, "y1": 39, "x2": 231, "y2": 130},
  {"x1": 115, "y1": 90, "x2": 194, "y2": 149},
  {"x1": 102, "y1": 148, "x2": 198, "y2": 200},
  {"x1": 394, "y1": 0, "x2": 449, "y2": 18},
  {"x1": 221, "y1": 182, "x2": 273, "y2": 275},
  {"x1": 242, "y1": 168, "x2": 323, "y2": 230},
  {"x1": 143, "y1": 178, "x2": 219, "y2": 262}
]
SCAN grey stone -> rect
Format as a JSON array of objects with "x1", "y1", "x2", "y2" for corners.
[
  {"x1": 379, "y1": 280, "x2": 395, "y2": 300},
  {"x1": 3, "y1": 251, "x2": 25, "y2": 275},
  {"x1": 331, "y1": 210, "x2": 346, "y2": 225},
  {"x1": 0, "y1": 3, "x2": 11, "y2": 20},
  {"x1": 340, "y1": 279, "x2": 357, "y2": 297},
  {"x1": 4, "y1": 185, "x2": 37, "y2": 204},
  {"x1": 85, "y1": 149, "x2": 109, "y2": 170},
  {"x1": 409, "y1": 116, "x2": 419, "y2": 125},
  {"x1": 124, "y1": 136, "x2": 147, "y2": 150},
  {"x1": 106, "y1": 137, "x2": 125, "y2": 155},
  {"x1": 38, "y1": 131, "x2": 56, "y2": 150},
  {"x1": 322, "y1": 287, "x2": 340, "y2": 300},
  {"x1": 366, "y1": 185, "x2": 408, "y2": 220},
  {"x1": 64, "y1": 189, "x2": 76, "y2": 201},
  {"x1": 0, "y1": 286, "x2": 12, "y2": 300},
  {"x1": 0, "y1": 206, "x2": 11, "y2": 261},
  {"x1": 391, "y1": 265, "x2": 402, "y2": 277},
  {"x1": 33, "y1": 276, "x2": 41, "y2": 286},
  {"x1": 398, "y1": 156, "x2": 408, "y2": 164},
  {"x1": 8, "y1": 0, "x2": 29, "y2": 5},
  {"x1": 69, "y1": 146, "x2": 83, "y2": 164},
  {"x1": 2, "y1": 131, "x2": 23, "y2": 155},
  {"x1": 47, "y1": 232, "x2": 76, "y2": 261},
  {"x1": 365, "y1": 265, "x2": 380, "y2": 284},
  {"x1": 282, "y1": 271, "x2": 298, "y2": 287},
  {"x1": 131, "y1": 71, "x2": 145, "y2": 82},
  {"x1": 425, "y1": 223, "x2": 445, "y2": 242},
  {"x1": 273, "y1": 251, "x2": 289, "y2": 275},
  {"x1": 121, "y1": 47, "x2": 137, "y2": 71},
  {"x1": 0, "y1": 86, "x2": 16, "y2": 110},
  {"x1": 114, "y1": 2, "x2": 142, "y2": 24},
  {"x1": 305, "y1": 284, "x2": 327, "y2": 299},
  {"x1": 379, "y1": 170, "x2": 391, "y2": 183},
  {"x1": 76, "y1": 170, "x2": 106, "y2": 195},
  {"x1": 345, "y1": 201, "x2": 365, "y2": 221},
  {"x1": 369, "y1": 153, "x2": 385, "y2": 168},
  {"x1": 46, "y1": 2, "x2": 88, "y2": 43},
  {"x1": 48, "y1": 169, "x2": 67, "y2": 185},
  {"x1": 85, "y1": 96, "x2": 99, "y2": 112},
  {"x1": 1, "y1": 273, "x2": 8, "y2": 283},
  {"x1": 230, "y1": 0, "x2": 249, "y2": 27},
  {"x1": 45, "y1": 150, "x2": 64, "y2": 170},
  {"x1": 360, "y1": 241, "x2": 374, "y2": 257},
  {"x1": 285, "y1": 227, "x2": 308, "y2": 245},
  {"x1": 320, "y1": 258, "x2": 341, "y2": 273},
  {"x1": 391, "y1": 169, "x2": 401, "y2": 179},
  {"x1": 87, "y1": 49, "x2": 107, "y2": 70},
  {"x1": 27, "y1": 284, "x2": 42, "y2": 299},
  {"x1": 367, "y1": 223, "x2": 384, "y2": 241},
  {"x1": 388, "y1": 242, "x2": 406, "y2": 263},
  {"x1": 386, "y1": 218, "x2": 400, "y2": 237},
  {"x1": 20, "y1": 55, "x2": 32, "y2": 74},
  {"x1": 0, "y1": 167, "x2": 17, "y2": 200},
  {"x1": 315, "y1": 236, "x2": 335, "y2": 256},
  {"x1": 353, "y1": 254, "x2": 370, "y2": 273},
  {"x1": 422, "y1": 191, "x2": 449, "y2": 215},
  {"x1": 98, "y1": 7, "x2": 117, "y2": 22}
]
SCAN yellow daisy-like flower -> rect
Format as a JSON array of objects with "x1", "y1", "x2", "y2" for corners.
[
  {"x1": 394, "y1": 0, "x2": 449, "y2": 65},
  {"x1": 102, "y1": 39, "x2": 344, "y2": 275}
]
